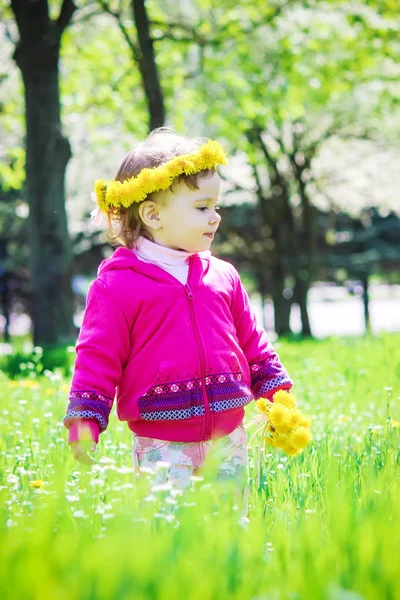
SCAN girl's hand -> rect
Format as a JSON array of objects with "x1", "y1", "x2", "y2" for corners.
[{"x1": 70, "y1": 440, "x2": 97, "y2": 466}]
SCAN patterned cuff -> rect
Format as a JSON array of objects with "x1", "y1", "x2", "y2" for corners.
[
  {"x1": 250, "y1": 358, "x2": 292, "y2": 399},
  {"x1": 63, "y1": 390, "x2": 113, "y2": 434}
]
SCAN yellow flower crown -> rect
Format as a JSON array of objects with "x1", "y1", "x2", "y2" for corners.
[{"x1": 93, "y1": 139, "x2": 228, "y2": 213}]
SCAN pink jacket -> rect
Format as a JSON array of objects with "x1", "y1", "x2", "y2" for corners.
[{"x1": 63, "y1": 247, "x2": 292, "y2": 444}]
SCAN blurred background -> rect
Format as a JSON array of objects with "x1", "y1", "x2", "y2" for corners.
[{"x1": 1, "y1": 0, "x2": 399, "y2": 355}]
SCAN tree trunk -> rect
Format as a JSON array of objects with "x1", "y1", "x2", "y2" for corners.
[
  {"x1": 260, "y1": 292, "x2": 267, "y2": 331},
  {"x1": 255, "y1": 275, "x2": 269, "y2": 331},
  {"x1": 290, "y1": 151, "x2": 315, "y2": 338},
  {"x1": 1, "y1": 272, "x2": 10, "y2": 343},
  {"x1": 361, "y1": 274, "x2": 370, "y2": 332},
  {"x1": 132, "y1": 0, "x2": 165, "y2": 130},
  {"x1": 0, "y1": 240, "x2": 10, "y2": 343},
  {"x1": 294, "y1": 275, "x2": 312, "y2": 337},
  {"x1": 12, "y1": 0, "x2": 76, "y2": 347},
  {"x1": 271, "y1": 268, "x2": 292, "y2": 336}
]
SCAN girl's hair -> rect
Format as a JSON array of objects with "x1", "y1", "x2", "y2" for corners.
[{"x1": 106, "y1": 128, "x2": 215, "y2": 249}]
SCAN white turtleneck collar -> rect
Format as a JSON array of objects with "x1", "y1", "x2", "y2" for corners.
[
  {"x1": 135, "y1": 236, "x2": 195, "y2": 266},
  {"x1": 133, "y1": 236, "x2": 210, "y2": 284}
]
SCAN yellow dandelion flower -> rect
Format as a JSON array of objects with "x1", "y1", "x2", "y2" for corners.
[
  {"x1": 171, "y1": 157, "x2": 190, "y2": 171},
  {"x1": 273, "y1": 390, "x2": 297, "y2": 408},
  {"x1": 182, "y1": 160, "x2": 197, "y2": 175},
  {"x1": 268, "y1": 434, "x2": 285, "y2": 449},
  {"x1": 299, "y1": 414, "x2": 312, "y2": 428},
  {"x1": 30, "y1": 480, "x2": 45, "y2": 489},
  {"x1": 138, "y1": 169, "x2": 152, "y2": 184},
  {"x1": 290, "y1": 427, "x2": 312, "y2": 450},
  {"x1": 152, "y1": 170, "x2": 170, "y2": 188},
  {"x1": 202, "y1": 141, "x2": 228, "y2": 165},
  {"x1": 94, "y1": 180, "x2": 107, "y2": 204},
  {"x1": 256, "y1": 397, "x2": 271, "y2": 415},
  {"x1": 282, "y1": 444, "x2": 299, "y2": 457},
  {"x1": 268, "y1": 403, "x2": 292, "y2": 429},
  {"x1": 121, "y1": 181, "x2": 138, "y2": 202},
  {"x1": 18, "y1": 380, "x2": 39, "y2": 389},
  {"x1": 264, "y1": 436, "x2": 277, "y2": 447},
  {"x1": 274, "y1": 421, "x2": 292, "y2": 434},
  {"x1": 289, "y1": 411, "x2": 303, "y2": 428},
  {"x1": 107, "y1": 183, "x2": 123, "y2": 207},
  {"x1": 198, "y1": 146, "x2": 214, "y2": 161},
  {"x1": 390, "y1": 420, "x2": 400, "y2": 428}
]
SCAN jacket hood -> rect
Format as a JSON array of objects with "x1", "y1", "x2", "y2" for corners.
[{"x1": 97, "y1": 246, "x2": 211, "y2": 278}]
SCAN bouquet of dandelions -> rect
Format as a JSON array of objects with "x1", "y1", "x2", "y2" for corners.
[{"x1": 248, "y1": 389, "x2": 312, "y2": 486}]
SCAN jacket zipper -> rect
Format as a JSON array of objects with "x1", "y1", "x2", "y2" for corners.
[{"x1": 185, "y1": 261, "x2": 211, "y2": 440}]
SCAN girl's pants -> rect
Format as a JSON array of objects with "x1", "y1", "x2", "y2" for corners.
[{"x1": 132, "y1": 423, "x2": 249, "y2": 517}]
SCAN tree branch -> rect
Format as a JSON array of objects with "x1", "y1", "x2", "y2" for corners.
[
  {"x1": 248, "y1": 128, "x2": 280, "y2": 178},
  {"x1": 97, "y1": 0, "x2": 141, "y2": 62},
  {"x1": 57, "y1": 0, "x2": 78, "y2": 32},
  {"x1": 215, "y1": 2, "x2": 291, "y2": 43},
  {"x1": 3, "y1": 19, "x2": 18, "y2": 45},
  {"x1": 72, "y1": 5, "x2": 104, "y2": 25},
  {"x1": 149, "y1": 2, "x2": 291, "y2": 48},
  {"x1": 150, "y1": 20, "x2": 218, "y2": 46}
]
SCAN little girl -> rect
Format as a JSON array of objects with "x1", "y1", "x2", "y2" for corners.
[{"x1": 63, "y1": 128, "x2": 293, "y2": 513}]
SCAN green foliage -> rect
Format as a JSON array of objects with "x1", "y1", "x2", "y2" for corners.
[
  {"x1": 0, "y1": 147, "x2": 25, "y2": 190},
  {"x1": 0, "y1": 345, "x2": 75, "y2": 379},
  {"x1": 0, "y1": 348, "x2": 43, "y2": 379},
  {"x1": 0, "y1": 22, "x2": 25, "y2": 192},
  {"x1": 163, "y1": 0, "x2": 399, "y2": 149},
  {"x1": 61, "y1": 14, "x2": 148, "y2": 137},
  {"x1": 0, "y1": 334, "x2": 400, "y2": 598}
]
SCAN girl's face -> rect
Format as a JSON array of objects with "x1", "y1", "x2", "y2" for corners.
[{"x1": 150, "y1": 171, "x2": 222, "y2": 253}]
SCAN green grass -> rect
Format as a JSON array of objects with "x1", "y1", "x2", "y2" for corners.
[{"x1": 1, "y1": 333, "x2": 400, "y2": 599}]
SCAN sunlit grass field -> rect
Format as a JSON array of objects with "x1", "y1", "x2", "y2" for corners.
[{"x1": 1, "y1": 333, "x2": 399, "y2": 599}]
